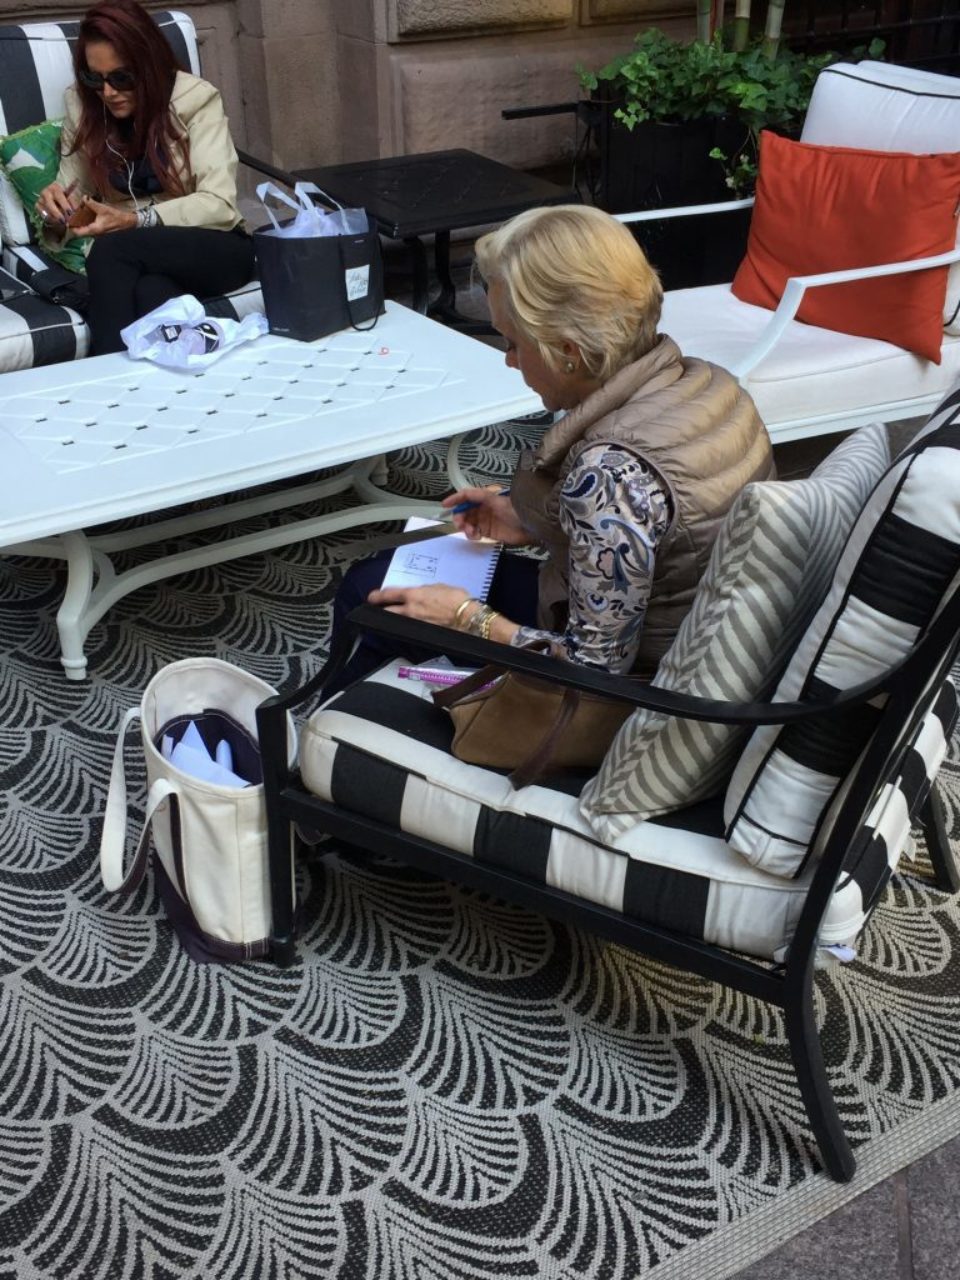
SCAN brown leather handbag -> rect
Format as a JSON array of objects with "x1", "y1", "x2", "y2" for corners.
[{"x1": 431, "y1": 652, "x2": 631, "y2": 789}]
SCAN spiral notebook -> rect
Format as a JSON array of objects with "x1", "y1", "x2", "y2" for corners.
[{"x1": 381, "y1": 517, "x2": 501, "y2": 600}]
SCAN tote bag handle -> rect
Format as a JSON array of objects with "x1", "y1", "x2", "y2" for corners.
[
  {"x1": 100, "y1": 705, "x2": 188, "y2": 903},
  {"x1": 100, "y1": 706, "x2": 178, "y2": 893},
  {"x1": 254, "y1": 182, "x2": 305, "y2": 235},
  {"x1": 255, "y1": 181, "x2": 355, "y2": 236}
]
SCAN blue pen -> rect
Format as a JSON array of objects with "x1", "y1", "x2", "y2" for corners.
[{"x1": 449, "y1": 487, "x2": 510, "y2": 516}]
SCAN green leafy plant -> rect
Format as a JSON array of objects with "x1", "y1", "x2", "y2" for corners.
[{"x1": 578, "y1": 28, "x2": 884, "y2": 196}]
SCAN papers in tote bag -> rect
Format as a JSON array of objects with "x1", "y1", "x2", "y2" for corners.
[
  {"x1": 381, "y1": 517, "x2": 501, "y2": 600},
  {"x1": 161, "y1": 720, "x2": 250, "y2": 788}
]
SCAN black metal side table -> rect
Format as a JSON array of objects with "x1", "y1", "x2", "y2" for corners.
[{"x1": 294, "y1": 148, "x2": 575, "y2": 329}]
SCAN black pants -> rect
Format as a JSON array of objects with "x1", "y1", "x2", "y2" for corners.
[
  {"x1": 326, "y1": 550, "x2": 542, "y2": 698},
  {"x1": 86, "y1": 225, "x2": 256, "y2": 355}
]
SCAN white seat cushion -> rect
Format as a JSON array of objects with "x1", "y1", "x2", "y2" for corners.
[
  {"x1": 661, "y1": 285, "x2": 960, "y2": 437},
  {"x1": 298, "y1": 661, "x2": 954, "y2": 962}
]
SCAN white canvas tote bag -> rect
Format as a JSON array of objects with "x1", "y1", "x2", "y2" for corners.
[{"x1": 99, "y1": 658, "x2": 296, "y2": 962}]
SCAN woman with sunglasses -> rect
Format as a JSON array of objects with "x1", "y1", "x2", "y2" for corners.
[{"x1": 35, "y1": 0, "x2": 253, "y2": 354}]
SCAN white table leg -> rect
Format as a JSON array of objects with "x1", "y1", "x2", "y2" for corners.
[
  {"x1": 56, "y1": 531, "x2": 100, "y2": 681},
  {"x1": 446, "y1": 433, "x2": 470, "y2": 492}
]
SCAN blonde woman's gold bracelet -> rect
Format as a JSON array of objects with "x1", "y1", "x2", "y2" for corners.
[
  {"x1": 464, "y1": 603, "x2": 500, "y2": 641},
  {"x1": 480, "y1": 608, "x2": 500, "y2": 641},
  {"x1": 453, "y1": 597, "x2": 479, "y2": 631}
]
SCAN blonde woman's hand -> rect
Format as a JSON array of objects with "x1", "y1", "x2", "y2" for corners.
[
  {"x1": 366, "y1": 584, "x2": 472, "y2": 629},
  {"x1": 441, "y1": 486, "x2": 531, "y2": 546}
]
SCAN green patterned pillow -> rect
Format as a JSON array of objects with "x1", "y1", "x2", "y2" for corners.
[{"x1": 0, "y1": 119, "x2": 89, "y2": 274}]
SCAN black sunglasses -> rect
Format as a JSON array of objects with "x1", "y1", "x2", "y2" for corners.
[{"x1": 78, "y1": 66, "x2": 136, "y2": 91}]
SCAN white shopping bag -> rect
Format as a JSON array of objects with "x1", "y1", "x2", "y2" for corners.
[{"x1": 121, "y1": 294, "x2": 269, "y2": 372}]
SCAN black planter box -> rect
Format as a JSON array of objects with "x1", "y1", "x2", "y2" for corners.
[{"x1": 593, "y1": 99, "x2": 753, "y2": 291}]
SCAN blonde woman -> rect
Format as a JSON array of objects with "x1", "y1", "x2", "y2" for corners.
[{"x1": 333, "y1": 205, "x2": 774, "y2": 689}]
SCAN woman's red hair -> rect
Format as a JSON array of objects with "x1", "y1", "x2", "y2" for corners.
[{"x1": 70, "y1": 0, "x2": 188, "y2": 198}]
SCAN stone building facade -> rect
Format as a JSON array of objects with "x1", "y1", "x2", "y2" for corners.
[{"x1": 0, "y1": 0, "x2": 693, "y2": 173}]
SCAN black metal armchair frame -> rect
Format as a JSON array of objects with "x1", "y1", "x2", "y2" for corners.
[{"x1": 256, "y1": 587, "x2": 960, "y2": 1184}]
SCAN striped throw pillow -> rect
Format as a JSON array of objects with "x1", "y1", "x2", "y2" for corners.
[
  {"x1": 725, "y1": 385, "x2": 960, "y2": 877},
  {"x1": 581, "y1": 424, "x2": 891, "y2": 841}
]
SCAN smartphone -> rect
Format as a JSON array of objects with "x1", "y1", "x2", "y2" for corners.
[{"x1": 66, "y1": 202, "x2": 96, "y2": 230}]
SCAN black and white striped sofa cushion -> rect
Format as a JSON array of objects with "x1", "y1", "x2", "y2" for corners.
[
  {"x1": 725, "y1": 383, "x2": 960, "y2": 877},
  {"x1": 581, "y1": 424, "x2": 890, "y2": 840},
  {"x1": 299, "y1": 662, "x2": 956, "y2": 962},
  {"x1": 0, "y1": 256, "x2": 261, "y2": 373},
  {"x1": 0, "y1": 263, "x2": 87, "y2": 369}
]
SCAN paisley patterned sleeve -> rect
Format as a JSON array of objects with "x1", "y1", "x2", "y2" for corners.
[{"x1": 511, "y1": 443, "x2": 673, "y2": 672}]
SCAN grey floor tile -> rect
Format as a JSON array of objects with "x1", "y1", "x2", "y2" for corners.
[
  {"x1": 730, "y1": 1177, "x2": 903, "y2": 1280},
  {"x1": 907, "y1": 1134, "x2": 960, "y2": 1280}
]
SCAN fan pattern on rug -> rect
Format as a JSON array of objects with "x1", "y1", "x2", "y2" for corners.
[{"x1": 1, "y1": 420, "x2": 959, "y2": 1280}]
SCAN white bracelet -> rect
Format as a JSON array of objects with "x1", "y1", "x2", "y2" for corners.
[{"x1": 136, "y1": 205, "x2": 159, "y2": 229}]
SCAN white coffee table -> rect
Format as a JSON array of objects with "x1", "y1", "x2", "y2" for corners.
[{"x1": 0, "y1": 302, "x2": 539, "y2": 678}]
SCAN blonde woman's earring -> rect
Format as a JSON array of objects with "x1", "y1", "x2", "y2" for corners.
[{"x1": 565, "y1": 360, "x2": 575, "y2": 373}]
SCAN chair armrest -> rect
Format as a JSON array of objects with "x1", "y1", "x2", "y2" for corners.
[
  {"x1": 731, "y1": 246, "x2": 960, "y2": 378},
  {"x1": 615, "y1": 198, "x2": 755, "y2": 226},
  {"x1": 237, "y1": 150, "x2": 299, "y2": 190},
  {"x1": 258, "y1": 603, "x2": 898, "y2": 727}
]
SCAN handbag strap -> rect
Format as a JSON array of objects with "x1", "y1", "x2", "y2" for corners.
[
  {"x1": 100, "y1": 706, "x2": 178, "y2": 893},
  {"x1": 432, "y1": 638, "x2": 553, "y2": 709},
  {"x1": 336, "y1": 232, "x2": 380, "y2": 334},
  {"x1": 509, "y1": 687, "x2": 581, "y2": 789},
  {"x1": 431, "y1": 663, "x2": 503, "y2": 707}
]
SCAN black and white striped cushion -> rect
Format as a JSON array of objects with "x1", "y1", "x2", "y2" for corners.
[
  {"x1": 0, "y1": 276, "x2": 87, "y2": 371},
  {"x1": 581, "y1": 424, "x2": 891, "y2": 839},
  {"x1": 0, "y1": 252, "x2": 260, "y2": 373},
  {"x1": 0, "y1": 11, "x2": 199, "y2": 247},
  {"x1": 204, "y1": 280, "x2": 265, "y2": 322},
  {"x1": 835, "y1": 680, "x2": 957, "y2": 925},
  {"x1": 725, "y1": 383, "x2": 960, "y2": 877},
  {"x1": 299, "y1": 661, "x2": 954, "y2": 961}
]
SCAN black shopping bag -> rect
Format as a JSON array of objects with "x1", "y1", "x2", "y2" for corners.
[{"x1": 254, "y1": 223, "x2": 384, "y2": 342}]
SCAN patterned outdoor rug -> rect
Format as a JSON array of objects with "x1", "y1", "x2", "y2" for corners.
[{"x1": 1, "y1": 419, "x2": 959, "y2": 1280}]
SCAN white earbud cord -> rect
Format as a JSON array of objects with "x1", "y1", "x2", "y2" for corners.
[{"x1": 103, "y1": 98, "x2": 141, "y2": 212}]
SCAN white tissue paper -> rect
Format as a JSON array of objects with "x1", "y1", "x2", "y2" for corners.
[
  {"x1": 121, "y1": 294, "x2": 268, "y2": 372},
  {"x1": 255, "y1": 181, "x2": 368, "y2": 239},
  {"x1": 161, "y1": 719, "x2": 250, "y2": 788}
]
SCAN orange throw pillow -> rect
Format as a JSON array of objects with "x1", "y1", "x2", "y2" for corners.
[{"x1": 732, "y1": 131, "x2": 960, "y2": 363}]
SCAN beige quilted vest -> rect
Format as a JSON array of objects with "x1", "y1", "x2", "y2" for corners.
[{"x1": 511, "y1": 336, "x2": 775, "y2": 677}]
